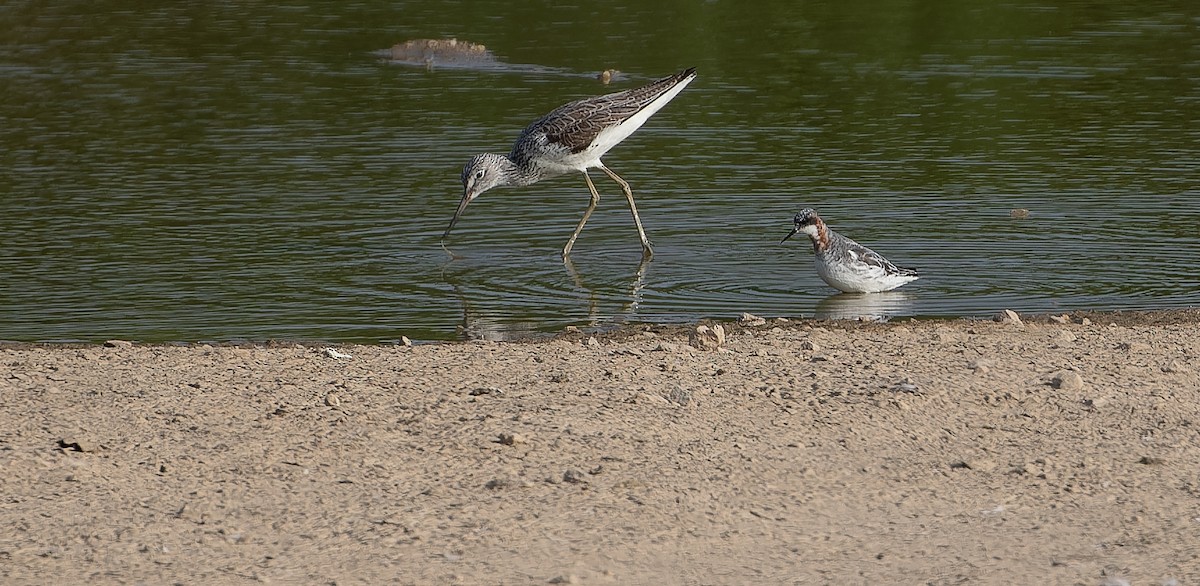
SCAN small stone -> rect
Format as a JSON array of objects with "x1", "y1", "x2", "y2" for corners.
[
  {"x1": 966, "y1": 458, "x2": 998, "y2": 472},
  {"x1": 1051, "y1": 371, "x2": 1084, "y2": 391},
  {"x1": 997, "y1": 309, "x2": 1023, "y2": 326},
  {"x1": 968, "y1": 359, "x2": 993, "y2": 374},
  {"x1": 1082, "y1": 397, "x2": 1106, "y2": 409},
  {"x1": 562, "y1": 469, "x2": 587, "y2": 484},
  {"x1": 1080, "y1": 317, "x2": 1092, "y2": 326},
  {"x1": 484, "y1": 478, "x2": 511, "y2": 490},
  {"x1": 1138, "y1": 456, "x2": 1164, "y2": 465},
  {"x1": 738, "y1": 312, "x2": 767, "y2": 327},
  {"x1": 799, "y1": 339, "x2": 818, "y2": 352},
  {"x1": 689, "y1": 324, "x2": 726, "y2": 350},
  {"x1": 470, "y1": 386, "x2": 503, "y2": 396},
  {"x1": 1054, "y1": 331, "x2": 1077, "y2": 343},
  {"x1": 1162, "y1": 360, "x2": 1190, "y2": 374},
  {"x1": 564, "y1": 325, "x2": 580, "y2": 333},
  {"x1": 1009, "y1": 208, "x2": 1030, "y2": 219},
  {"x1": 667, "y1": 387, "x2": 693, "y2": 406},
  {"x1": 59, "y1": 438, "x2": 97, "y2": 453},
  {"x1": 400, "y1": 336, "x2": 413, "y2": 347},
  {"x1": 1049, "y1": 314, "x2": 1071, "y2": 324},
  {"x1": 585, "y1": 336, "x2": 601, "y2": 348},
  {"x1": 891, "y1": 378, "x2": 919, "y2": 393},
  {"x1": 653, "y1": 342, "x2": 678, "y2": 352},
  {"x1": 322, "y1": 347, "x2": 352, "y2": 359},
  {"x1": 103, "y1": 339, "x2": 133, "y2": 348},
  {"x1": 324, "y1": 393, "x2": 341, "y2": 407},
  {"x1": 497, "y1": 432, "x2": 526, "y2": 446},
  {"x1": 548, "y1": 575, "x2": 579, "y2": 585},
  {"x1": 1118, "y1": 341, "x2": 1152, "y2": 353},
  {"x1": 753, "y1": 347, "x2": 769, "y2": 357}
]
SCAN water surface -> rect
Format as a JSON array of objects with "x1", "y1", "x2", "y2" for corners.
[{"x1": 1, "y1": 0, "x2": 1197, "y2": 342}]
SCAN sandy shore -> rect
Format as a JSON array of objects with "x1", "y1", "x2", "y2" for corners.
[{"x1": 3, "y1": 310, "x2": 1199, "y2": 584}]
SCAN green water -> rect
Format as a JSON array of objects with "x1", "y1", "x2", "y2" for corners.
[{"x1": 1, "y1": 0, "x2": 1197, "y2": 342}]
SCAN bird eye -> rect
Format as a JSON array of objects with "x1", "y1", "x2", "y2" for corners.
[{"x1": 475, "y1": 170, "x2": 485, "y2": 179}]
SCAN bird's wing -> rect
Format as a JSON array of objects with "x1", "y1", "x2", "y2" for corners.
[
  {"x1": 516, "y1": 69, "x2": 696, "y2": 156},
  {"x1": 845, "y1": 240, "x2": 918, "y2": 277}
]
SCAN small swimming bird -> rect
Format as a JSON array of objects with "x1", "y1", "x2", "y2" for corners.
[
  {"x1": 443, "y1": 68, "x2": 697, "y2": 258},
  {"x1": 780, "y1": 208, "x2": 919, "y2": 293}
]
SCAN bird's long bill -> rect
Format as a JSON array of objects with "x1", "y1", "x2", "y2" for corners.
[
  {"x1": 441, "y1": 191, "x2": 474, "y2": 243},
  {"x1": 780, "y1": 226, "x2": 800, "y2": 244}
]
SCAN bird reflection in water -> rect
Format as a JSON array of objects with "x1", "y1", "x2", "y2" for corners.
[{"x1": 814, "y1": 291, "x2": 916, "y2": 322}]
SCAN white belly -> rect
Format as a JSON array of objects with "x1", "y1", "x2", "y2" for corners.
[{"x1": 815, "y1": 254, "x2": 917, "y2": 293}]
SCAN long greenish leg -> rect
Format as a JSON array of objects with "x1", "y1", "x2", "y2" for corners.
[
  {"x1": 599, "y1": 165, "x2": 653, "y2": 258},
  {"x1": 563, "y1": 170, "x2": 601, "y2": 258}
]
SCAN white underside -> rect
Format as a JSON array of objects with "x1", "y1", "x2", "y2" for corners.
[
  {"x1": 556, "y1": 74, "x2": 696, "y2": 172},
  {"x1": 815, "y1": 253, "x2": 918, "y2": 293}
]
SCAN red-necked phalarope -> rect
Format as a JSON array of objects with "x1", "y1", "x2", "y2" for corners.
[{"x1": 780, "y1": 208, "x2": 919, "y2": 293}]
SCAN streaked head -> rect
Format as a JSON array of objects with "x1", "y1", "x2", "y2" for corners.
[
  {"x1": 460, "y1": 153, "x2": 511, "y2": 202},
  {"x1": 443, "y1": 153, "x2": 514, "y2": 243},
  {"x1": 780, "y1": 208, "x2": 823, "y2": 244}
]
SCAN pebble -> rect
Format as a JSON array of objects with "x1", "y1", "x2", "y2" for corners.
[
  {"x1": 562, "y1": 469, "x2": 587, "y2": 484},
  {"x1": 585, "y1": 336, "x2": 601, "y2": 348},
  {"x1": 400, "y1": 336, "x2": 413, "y2": 347},
  {"x1": 564, "y1": 325, "x2": 580, "y2": 333},
  {"x1": 548, "y1": 575, "x2": 579, "y2": 585},
  {"x1": 1009, "y1": 208, "x2": 1030, "y2": 219},
  {"x1": 324, "y1": 393, "x2": 341, "y2": 407},
  {"x1": 890, "y1": 378, "x2": 919, "y2": 393},
  {"x1": 59, "y1": 437, "x2": 98, "y2": 453},
  {"x1": 103, "y1": 339, "x2": 133, "y2": 348},
  {"x1": 968, "y1": 359, "x2": 993, "y2": 374},
  {"x1": 667, "y1": 387, "x2": 693, "y2": 406},
  {"x1": 689, "y1": 324, "x2": 726, "y2": 350},
  {"x1": 653, "y1": 342, "x2": 678, "y2": 353},
  {"x1": 1051, "y1": 371, "x2": 1084, "y2": 391},
  {"x1": 997, "y1": 309, "x2": 1023, "y2": 326},
  {"x1": 1054, "y1": 331, "x2": 1077, "y2": 344},
  {"x1": 1049, "y1": 314, "x2": 1072, "y2": 324},
  {"x1": 738, "y1": 312, "x2": 767, "y2": 327},
  {"x1": 497, "y1": 432, "x2": 526, "y2": 446},
  {"x1": 469, "y1": 386, "x2": 503, "y2": 396},
  {"x1": 1162, "y1": 359, "x2": 1190, "y2": 374},
  {"x1": 322, "y1": 347, "x2": 352, "y2": 359},
  {"x1": 1118, "y1": 341, "x2": 1152, "y2": 353},
  {"x1": 799, "y1": 339, "x2": 818, "y2": 352}
]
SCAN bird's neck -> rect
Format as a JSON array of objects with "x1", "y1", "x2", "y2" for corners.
[
  {"x1": 489, "y1": 153, "x2": 542, "y2": 187},
  {"x1": 496, "y1": 153, "x2": 545, "y2": 187},
  {"x1": 809, "y1": 222, "x2": 831, "y2": 254}
]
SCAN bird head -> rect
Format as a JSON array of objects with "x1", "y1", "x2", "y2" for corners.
[
  {"x1": 443, "y1": 153, "x2": 512, "y2": 244},
  {"x1": 780, "y1": 208, "x2": 822, "y2": 244}
]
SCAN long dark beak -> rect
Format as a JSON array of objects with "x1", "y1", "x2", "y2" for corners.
[
  {"x1": 780, "y1": 226, "x2": 800, "y2": 244},
  {"x1": 441, "y1": 190, "x2": 475, "y2": 244}
]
